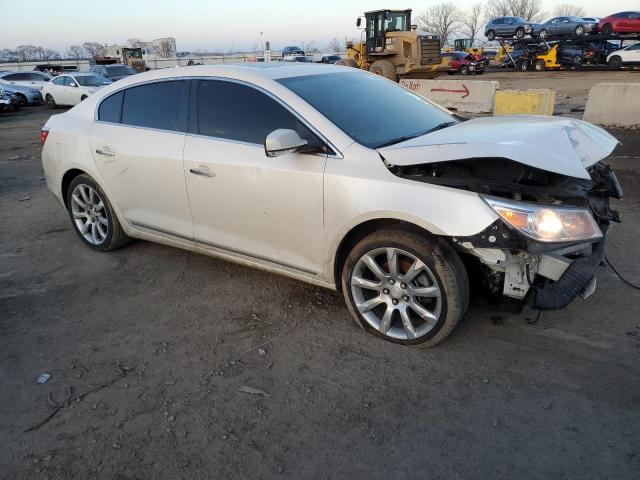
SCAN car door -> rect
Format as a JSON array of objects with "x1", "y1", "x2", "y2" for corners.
[
  {"x1": 88, "y1": 80, "x2": 194, "y2": 239},
  {"x1": 182, "y1": 79, "x2": 327, "y2": 274},
  {"x1": 624, "y1": 43, "x2": 640, "y2": 63},
  {"x1": 47, "y1": 76, "x2": 65, "y2": 102},
  {"x1": 547, "y1": 18, "x2": 559, "y2": 34}
]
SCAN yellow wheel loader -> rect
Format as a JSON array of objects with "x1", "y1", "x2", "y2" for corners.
[{"x1": 337, "y1": 9, "x2": 448, "y2": 81}]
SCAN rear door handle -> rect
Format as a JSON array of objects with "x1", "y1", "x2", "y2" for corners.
[
  {"x1": 95, "y1": 148, "x2": 115, "y2": 157},
  {"x1": 189, "y1": 167, "x2": 215, "y2": 177}
]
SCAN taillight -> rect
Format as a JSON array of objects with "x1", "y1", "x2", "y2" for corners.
[{"x1": 40, "y1": 126, "x2": 49, "y2": 146}]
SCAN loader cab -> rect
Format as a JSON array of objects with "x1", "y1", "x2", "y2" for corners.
[{"x1": 358, "y1": 9, "x2": 411, "y2": 54}]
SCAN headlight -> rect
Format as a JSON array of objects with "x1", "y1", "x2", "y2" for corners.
[{"x1": 483, "y1": 196, "x2": 602, "y2": 243}]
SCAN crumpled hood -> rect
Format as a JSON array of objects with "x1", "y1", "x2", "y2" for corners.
[{"x1": 377, "y1": 116, "x2": 619, "y2": 180}]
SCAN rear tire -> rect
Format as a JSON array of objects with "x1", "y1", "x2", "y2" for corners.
[
  {"x1": 369, "y1": 59, "x2": 397, "y2": 81},
  {"x1": 517, "y1": 59, "x2": 529, "y2": 71},
  {"x1": 335, "y1": 58, "x2": 357, "y2": 68},
  {"x1": 45, "y1": 94, "x2": 56, "y2": 110},
  {"x1": 538, "y1": 29, "x2": 548, "y2": 39},
  {"x1": 601, "y1": 23, "x2": 613, "y2": 35},
  {"x1": 487, "y1": 30, "x2": 496, "y2": 41},
  {"x1": 534, "y1": 59, "x2": 546, "y2": 71},
  {"x1": 515, "y1": 27, "x2": 525, "y2": 39},
  {"x1": 341, "y1": 227, "x2": 469, "y2": 347},
  {"x1": 460, "y1": 65, "x2": 469, "y2": 75},
  {"x1": 608, "y1": 55, "x2": 622, "y2": 69},
  {"x1": 575, "y1": 25, "x2": 585, "y2": 35},
  {"x1": 66, "y1": 174, "x2": 130, "y2": 252}
]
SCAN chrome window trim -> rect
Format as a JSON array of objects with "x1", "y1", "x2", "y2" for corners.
[{"x1": 93, "y1": 75, "x2": 343, "y2": 159}]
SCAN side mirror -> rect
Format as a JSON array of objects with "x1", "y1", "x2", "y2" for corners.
[
  {"x1": 264, "y1": 129, "x2": 308, "y2": 157},
  {"x1": 356, "y1": 18, "x2": 362, "y2": 27}
]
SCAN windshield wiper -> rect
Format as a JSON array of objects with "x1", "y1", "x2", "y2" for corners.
[{"x1": 374, "y1": 121, "x2": 457, "y2": 148}]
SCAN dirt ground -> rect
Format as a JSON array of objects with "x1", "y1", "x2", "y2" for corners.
[{"x1": 1, "y1": 93, "x2": 639, "y2": 479}]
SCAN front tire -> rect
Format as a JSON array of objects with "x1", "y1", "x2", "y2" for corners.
[
  {"x1": 534, "y1": 59, "x2": 546, "y2": 71},
  {"x1": 15, "y1": 93, "x2": 28, "y2": 106},
  {"x1": 369, "y1": 59, "x2": 397, "y2": 81},
  {"x1": 486, "y1": 30, "x2": 496, "y2": 41},
  {"x1": 45, "y1": 94, "x2": 56, "y2": 110},
  {"x1": 66, "y1": 174, "x2": 130, "y2": 251},
  {"x1": 575, "y1": 25, "x2": 585, "y2": 35},
  {"x1": 538, "y1": 29, "x2": 547, "y2": 39},
  {"x1": 341, "y1": 227, "x2": 469, "y2": 347},
  {"x1": 515, "y1": 27, "x2": 525, "y2": 39},
  {"x1": 460, "y1": 65, "x2": 469, "y2": 75}
]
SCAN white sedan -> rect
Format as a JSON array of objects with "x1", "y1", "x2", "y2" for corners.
[
  {"x1": 41, "y1": 64, "x2": 622, "y2": 346},
  {"x1": 41, "y1": 73, "x2": 112, "y2": 108},
  {"x1": 607, "y1": 43, "x2": 640, "y2": 68}
]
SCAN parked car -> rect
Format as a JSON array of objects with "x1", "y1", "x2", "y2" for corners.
[
  {"x1": 0, "y1": 71, "x2": 51, "y2": 90},
  {"x1": 282, "y1": 46, "x2": 305, "y2": 56},
  {"x1": 557, "y1": 43, "x2": 599, "y2": 65},
  {"x1": 444, "y1": 51, "x2": 485, "y2": 74},
  {"x1": 90, "y1": 64, "x2": 137, "y2": 81},
  {"x1": 0, "y1": 80, "x2": 43, "y2": 105},
  {"x1": 598, "y1": 11, "x2": 640, "y2": 34},
  {"x1": 319, "y1": 55, "x2": 342, "y2": 64},
  {"x1": 535, "y1": 16, "x2": 596, "y2": 38},
  {"x1": 607, "y1": 43, "x2": 640, "y2": 68},
  {"x1": 42, "y1": 73, "x2": 112, "y2": 109},
  {"x1": 41, "y1": 65, "x2": 622, "y2": 347},
  {"x1": 485, "y1": 17, "x2": 538, "y2": 40}
]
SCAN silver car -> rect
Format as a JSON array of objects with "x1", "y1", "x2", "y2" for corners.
[
  {"x1": 535, "y1": 16, "x2": 596, "y2": 39},
  {"x1": 41, "y1": 64, "x2": 622, "y2": 347},
  {"x1": 0, "y1": 80, "x2": 43, "y2": 105}
]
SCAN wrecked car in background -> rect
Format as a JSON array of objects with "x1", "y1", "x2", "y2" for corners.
[{"x1": 41, "y1": 64, "x2": 622, "y2": 347}]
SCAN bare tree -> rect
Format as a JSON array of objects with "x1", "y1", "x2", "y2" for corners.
[
  {"x1": 416, "y1": 3, "x2": 462, "y2": 45},
  {"x1": 485, "y1": 0, "x2": 545, "y2": 22},
  {"x1": 329, "y1": 37, "x2": 342, "y2": 53},
  {"x1": 127, "y1": 38, "x2": 146, "y2": 48},
  {"x1": 67, "y1": 45, "x2": 84, "y2": 60},
  {"x1": 82, "y1": 42, "x2": 105, "y2": 59},
  {"x1": 302, "y1": 41, "x2": 320, "y2": 53},
  {"x1": 43, "y1": 48, "x2": 61, "y2": 60},
  {"x1": 153, "y1": 40, "x2": 175, "y2": 58},
  {"x1": 552, "y1": 3, "x2": 585, "y2": 17},
  {"x1": 460, "y1": 3, "x2": 484, "y2": 44}
]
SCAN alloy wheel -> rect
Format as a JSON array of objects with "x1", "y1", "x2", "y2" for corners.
[
  {"x1": 350, "y1": 247, "x2": 442, "y2": 341},
  {"x1": 70, "y1": 184, "x2": 109, "y2": 245}
]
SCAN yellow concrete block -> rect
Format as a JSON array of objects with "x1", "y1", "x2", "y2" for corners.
[{"x1": 493, "y1": 89, "x2": 556, "y2": 116}]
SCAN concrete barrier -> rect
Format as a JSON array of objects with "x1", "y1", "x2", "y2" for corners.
[
  {"x1": 493, "y1": 89, "x2": 555, "y2": 116},
  {"x1": 400, "y1": 78, "x2": 498, "y2": 113},
  {"x1": 584, "y1": 83, "x2": 640, "y2": 129}
]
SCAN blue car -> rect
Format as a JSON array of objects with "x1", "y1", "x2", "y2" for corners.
[
  {"x1": 535, "y1": 16, "x2": 597, "y2": 39},
  {"x1": 0, "y1": 80, "x2": 43, "y2": 105}
]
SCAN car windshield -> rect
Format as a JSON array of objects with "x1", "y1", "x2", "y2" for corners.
[
  {"x1": 277, "y1": 71, "x2": 456, "y2": 149},
  {"x1": 75, "y1": 75, "x2": 112, "y2": 86},
  {"x1": 514, "y1": 17, "x2": 528, "y2": 23},
  {"x1": 105, "y1": 65, "x2": 131, "y2": 76},
  {"x1": 569, "y1": 17, "x2": 583, "y2": 22}
]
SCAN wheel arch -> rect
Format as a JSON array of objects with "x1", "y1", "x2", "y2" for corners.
[
  {"x1": 61, "y1": 168, "x2": 88, "y2": 207},
  {"x1": 333, "y1": 218, "x2": 443, "y2": 291}
]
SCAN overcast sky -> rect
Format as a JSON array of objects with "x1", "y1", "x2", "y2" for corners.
[{"x1": 3, "y1": 0, "x2": 639, "y2": 52}]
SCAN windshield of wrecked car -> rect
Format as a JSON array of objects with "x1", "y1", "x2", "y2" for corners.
[
  {"x1": 277, "y1": 71, "x2": 456, "y2": 149},
  {"x1": 75, "y1": 74, "x2": 112, "y2": 86}
]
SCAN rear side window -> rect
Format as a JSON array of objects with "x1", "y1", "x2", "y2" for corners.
[
  {"x1": 98, "y1": 91, "x2": 124, "y2": 123},
  {"x1": 194, "y1": 80, "x2": 322, "y2": 147},
  {"x1": 121, "y1": 80, "x2": 188, "y2": 132}
]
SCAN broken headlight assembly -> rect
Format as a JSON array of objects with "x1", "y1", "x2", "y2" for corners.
[{"x1": 482, "y1": 196, "x2": 602, "y2": 243}]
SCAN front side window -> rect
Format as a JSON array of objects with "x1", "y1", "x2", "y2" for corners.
[
  {"x1": 52, "y1": 77, "x2": 65, "y2": 86},
  {"x1": 194, "y1": 80, "x2": 322, "y2": 148},
  {"x1": 121, "y1": 80, "x2": 188, "y2": 132},
  {"x1": 278, "y1": 71, "x2": 456, "y2": 149},
  {"x1": 62, "y1": 77, "x2": 74, "y2": 87},
  {"x1": 76, "y1": 75, "x2": 111, "y2": 87}
]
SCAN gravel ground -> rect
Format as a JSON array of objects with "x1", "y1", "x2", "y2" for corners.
[{"x1": 1, "y1": 98, "x2": 639, "y2": 479}]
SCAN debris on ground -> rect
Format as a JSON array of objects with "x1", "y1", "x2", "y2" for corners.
[
  {"x1": 37, "y1": 373, "x2": 51, "y2": 384},
  {"x1": 238, "y1": 385, "x2": 269, "y2": 397}
]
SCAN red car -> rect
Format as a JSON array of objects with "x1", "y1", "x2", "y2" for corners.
[
  {"x1": 445, "y1": 51, "x2": 485, "y2": 75},
  {"x1": 598, "y1": 11, "x2": 640, "y2": 34}
]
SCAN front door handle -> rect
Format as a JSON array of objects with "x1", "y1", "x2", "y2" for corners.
[
  {"x1": 189, "y1": 167, "x2": 215, "y2": 177},
  {"x1": 95, "y1": 148, "x2": 115, "y2": 157}
]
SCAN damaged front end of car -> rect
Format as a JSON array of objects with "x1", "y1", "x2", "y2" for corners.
[{"x1": 379, "y1": 117, "x2": 623, "y2": 311}]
